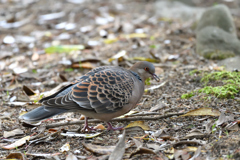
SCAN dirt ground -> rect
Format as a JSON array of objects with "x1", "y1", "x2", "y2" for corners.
[{"x1": 0, "y1": 0, "x2": 240, "y2": 159}]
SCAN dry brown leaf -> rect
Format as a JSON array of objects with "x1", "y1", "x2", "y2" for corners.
[
  {"x1": 181, "y1": 108, "x2": 221, "y2": 117},
  {"x1": 23, "y1": 85, "x2": 36, "y2": 96},
  {"x1": 94, "y1": 124, "x2": 106, "y2": 130},
  {"x1": 125, "y1": 121, "x2": 150, "y2": 130},
  {"x1": 128, "y1": 57, "x2": 160, "y2": 63},
  {"x1": 6, "y1": 152, "x2": 26, "y2": 160},
  {"x1": 82, "y1": 142, "x2": 115, "y2": 155},
  {"x1": 184, "y1": 129, "x2": 206, "y2": 139},
  {"x1": 72, "y1": 62, "x2": 95, "y2": 69},
  {"x1": 118, "y1": 110, "x2": 138, "y2": 118},
  {"x1": 130, "y1": 147, "x2": 156, "y2": 158}
]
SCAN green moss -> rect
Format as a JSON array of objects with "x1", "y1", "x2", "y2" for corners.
[
  {"x1": 181, "y1": 92, "x2": 195, "y2": 99},
  {"x1": 189, "y1": 69, "x2": 202, "y2": 76},
  {"x1": 181, "y1": 70, "x2": 240, "y2": 99},
  {"x1": 198, "y1": 84, "x2": 238, "y2": 99},
  {"x1": 202, "y1": 49, "x2": 235, "y2": 60},
  {"x1": 201, "y1": 71, "x2": 240, "y2": 83}
]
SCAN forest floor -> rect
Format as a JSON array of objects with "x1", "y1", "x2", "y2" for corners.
[{"x1": 0, "y1": 0, "x2": 240, "y2": 159}]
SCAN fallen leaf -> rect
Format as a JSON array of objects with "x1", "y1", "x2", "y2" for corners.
[
  {"x1": 94, "y1": 124, "x2": 106, "y2": 130},
  {"x1": 104, "y1": 38, "x2": 118, "y2": 44},
  {"x1": 225, "y1": 121, "x2": 240, "y2": 131},
  {"x1": 45, "y1": 45, "x2": 85, "y2": 54},
  {"x1": 181, "y1": 108, "x2": 221, "y2": 117},
  {"x1": 26, "y1": 153, "x2": 61, "y2": 157},
  {"x1": 61, "y1": 132, "x2": 102, "y2": 138},
  {"x1": 3, "y1": 128, "x2": 24, "y2": 138},
  {"x1": 130, "y1": 146, "x2": 156, "y2": 158},
  {"x1": 184, "y1": 129, "x2": 205, "y2": 139},
  {"x1": 2, "y1": 136, "x2": 30, "y2": 150},
  {"x1": 189, "y1": 146, "x2": 202, "y2": 160},
  {"x1": 6, "y1": 152, "x2": 26, "y2": 160},
  {"x1": 174, "y1": 149, "x2": 191, "y2": 160},
  {"x1": 121, "y1": 33, "x2": 147, "y2": 39},
  {"x1": 109, "y1": 130, "x2": 126, "y2": 160},
  {"x1": 82, "y1": 143, "x2": 115, "y2": 155},
  {"x1": 149, "y1": 102, "x2": 167, "y2": 112},
  {"x1": 125, "y1": 126, "x2": 145, "y2": 136},
  {"x1": 66, "y1": 152, "x2": 78, "y2": 160},
  {"x1": 125, "y1": 121, "x2": 150, "y2": 130},
  {"x1": 7, "y1": 102, "x2": 27, "y2": 107},
  {"x1": 23, "y1": 85, "x2": 36, "y2": 96},
  {"x1": 59, "y1": 142, "x2": 70, "y2": 153},
  {"x1": 132, "y1": 138, "x2": 143, "y2": 148},
  {"x1": 108, "y1": 50, "x2": 127, "y2": 62},
  {"x1": 72, "y1": 62, "x2": 95, "y2": 69},
  {"x1": 128, "y1": 57, "x2": 160, "y2": 63},
  {"x1": 216, "y1": 112, "x2": 233, "y2": 126},
  {"x1": 118, "y1": 110, "x2": 138, "y2": 118}
]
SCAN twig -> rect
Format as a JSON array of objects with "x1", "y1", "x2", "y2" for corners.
[
  {"x1": 45, "y1": 112, "x2": 185, "y2": 129},
  {"x1": 126, "y1": 112, "x2": 180, "y2": 117}
]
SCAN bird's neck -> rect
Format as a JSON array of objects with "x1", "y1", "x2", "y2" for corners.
[{"x1": 129, "y1": 70, "x2": 142, "y2": 81}]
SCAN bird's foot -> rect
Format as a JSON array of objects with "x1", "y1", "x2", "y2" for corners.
[
  {"x1": 81, "y1": 125, "x2": 96, "y2": 132},
  {"x1": 106, "y1": 122, "x2": 124, "y2": 131},
  {"x1": 79, "y1": 117, "x2": 96, "y2": 132}
]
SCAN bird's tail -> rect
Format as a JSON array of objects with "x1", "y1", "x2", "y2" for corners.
[{"x1": 19, "y1": 106, "x2": 68, "y2": 122}]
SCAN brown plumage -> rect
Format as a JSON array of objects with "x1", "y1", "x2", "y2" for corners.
[{"x1": 19, "y1": 61, "x2": 160, "y2": 131}]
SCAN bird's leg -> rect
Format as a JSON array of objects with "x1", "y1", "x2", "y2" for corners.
[
  {"x1": 81, "y1": 117, "x2": 96, "y2": 132},
  {"x1": 106, "y1": 122, "x2": 124, "y2": 131}
]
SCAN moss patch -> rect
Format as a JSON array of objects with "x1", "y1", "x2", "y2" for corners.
[
  {"x1": 202, "y1": 49, "x2": 235, "y2": 60},
  {"x1": 181, "y1": 92, "x2": 194, "y2": 99},
  {"x1": 181, "y1": 70, "x2": 240, "y2": 99}
]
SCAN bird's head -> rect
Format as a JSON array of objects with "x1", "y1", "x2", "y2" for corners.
[{"x1": 130, "y1": 61, "x2": 160, "y2": 82}]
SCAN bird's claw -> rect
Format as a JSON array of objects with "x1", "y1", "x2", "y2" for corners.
[
  {"x1": 106, "y1": 122, "x2": 124, "y2": 131},
  {"x1": 81, "y1": 125, "x2": 96, "y2": 132}
]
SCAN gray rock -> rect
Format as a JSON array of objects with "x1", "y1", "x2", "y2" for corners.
[
  {"x1": 196, "y1": 4, "x2": 240, "y2": 59},
  {"x1": 173, "y1": 0, "x2": 196, "y2": 6},
  {"x1": 218, "y1": 56, "x2": 240, "y2": 71},
  {"x1": 197, "y1": 4, "x2": 236, "y2": 36},
  {"x1": 196, "y1": 26, "x2": 240, "y2": 57},
  {"x1": 155, "y1": 1, "x2": 205, "y2": 22}
]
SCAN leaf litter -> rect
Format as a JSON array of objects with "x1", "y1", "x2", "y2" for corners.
[{"x1": 0, "y1": 0, "x2": 240, "y2": 159}]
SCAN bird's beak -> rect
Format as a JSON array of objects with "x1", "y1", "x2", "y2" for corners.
[{"x1": 152, "y1": 73, "x2": 160, "y2": 82}]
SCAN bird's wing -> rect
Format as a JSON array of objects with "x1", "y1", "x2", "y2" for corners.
[
  {"x1": 39, "y1": 66, "x2": 112, "y2": 103},
  {"x1": 43, "y1": 68, "x2": 135, "y2": 113}
]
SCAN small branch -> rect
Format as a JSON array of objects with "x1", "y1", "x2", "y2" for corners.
[
  {"x1": 126, "y1": 112, "x2": 182, "y2": 117},
  {"x1": 45, "y1": 112, "x2": 185, "y2": 129}
]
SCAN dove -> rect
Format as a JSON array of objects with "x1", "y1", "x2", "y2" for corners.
[{"x1": 19, "y1": 61, "x2": 160, "y2": 131}]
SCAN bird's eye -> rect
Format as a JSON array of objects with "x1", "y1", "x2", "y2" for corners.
[{"x1": 144, "y1": 67, "x2": 149, "y2": 71}]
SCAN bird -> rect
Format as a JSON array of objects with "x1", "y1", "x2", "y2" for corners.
[{"x1": 19, "y1": 61, "x2": 160, "y2": 131}]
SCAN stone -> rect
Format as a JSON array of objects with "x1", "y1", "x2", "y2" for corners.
[
  {"x1": 155, "y1": 1, "x2": 205, "y2": 22},
  {"x1": 196, "y1": 4, "x2": 240, "y2": 59},
  {"x1": 218, "y1": 56, "x2": 240, "y2": 71},
  {"x1": 196, "y1": 26, "x2": 240, "y2": 57},
  {"x1": 197, "y1": 4, "x2": 236, "y2": 35}
]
